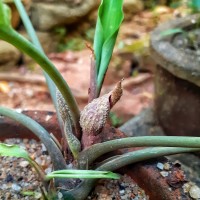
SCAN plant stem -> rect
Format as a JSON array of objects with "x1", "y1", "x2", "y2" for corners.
[
  {"x1": 63, "y1": 146, "x2": 200, "y2": 200},
  {"x1": 88, "y1": 54, "x2": 98, "y2": 102},
  {"x1": 0, "y1": 26, "x2": 81, "y2": 136},
  {"x1": 0, "y1": 106, "x2": 66, "y2": 170},
  {"x1": 78, "y1": 136, "x2": 200, "y2": 168}
]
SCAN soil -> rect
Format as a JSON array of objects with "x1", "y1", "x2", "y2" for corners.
[{"x1": 0, "y1": 138, "x2": 149, "y2": 200}]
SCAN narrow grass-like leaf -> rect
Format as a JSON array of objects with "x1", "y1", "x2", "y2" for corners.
[
  {"x1": 93, "y1": 0, "x2": 124, "y2": 94},
  {"x1": 45, "y1": 169, "x2": 120, "y2": 180}
]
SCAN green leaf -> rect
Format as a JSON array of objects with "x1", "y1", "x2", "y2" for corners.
[
  {"x1": 0, "y1": 0, "x2": 11, "y2": 27},
  {"x1": 159, "y1": 28, "x2": 185, "y2": 38},
  {"x1": 0, "y1": 143, "x2": 30, "y2": 160},
  {"x1": 93, "y1": 0, "x2": 124, "y2": 94},
  {"x1": 21, "y1": 191, "x2": 41, "y2": 197},
  {"x1": 45, "y1": 169, "x2": 120, "y2": 180},
  {"x1": 0, "y1": 142, "x2": 46, "y2": 180},
  {"x1": 189, "y1": 0, "x2": 200, "y2": 11}
]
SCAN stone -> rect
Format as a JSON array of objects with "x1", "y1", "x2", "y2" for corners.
[
  {"x1": 30, "y1": 1, "x2": 98, "y2": 31},
  {"x1": 160, "y1": 171, "x2": 169, "y2": 177},
  {"x1": 156, "y1": 162, "x2": 164, "y2": 170},
  {"x1": 0, "y1": 40, "x2": 21, "y2": 67},
  {"x1": 189, "y1": 185, "x2": 200, "y2": 199},
  {"x1": 19, "y1": 161, "x2": 29, "y2": 168},
  {"x1": 11, "y1": 183, "x2": 22, "y2": 192},
  {"x1": 163, "y1": 162, "x2": 171, "y2": 170}
]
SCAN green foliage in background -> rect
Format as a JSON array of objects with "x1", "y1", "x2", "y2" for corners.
[{"x1": 188, "y1": 0, "x2": 200, "y2": 12}]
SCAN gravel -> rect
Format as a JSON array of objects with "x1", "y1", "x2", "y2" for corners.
[
  {"x1": 0, "y1": 138, "x2": 149, "y2": 200},
  {"x1": 87, "y1": 174, "x2": 149, "y2": 200}
]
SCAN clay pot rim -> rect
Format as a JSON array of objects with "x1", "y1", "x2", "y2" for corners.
[{"x1": 150, "y1": 14, "x2": 200, "y2": 87}]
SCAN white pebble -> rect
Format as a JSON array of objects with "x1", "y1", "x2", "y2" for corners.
[
  {"x1": 120, "y1": 190, "x2": 125, "y2": 195},
  {"x1": 160, "y1": 171, "x2": 169, "y2": 177},
  {"x1": 189, "y1": 185, "x2": 200, "y2": 199},
  {"x1": 157, "y1": 162, "x2": 164, "y2": 170},
  {"x1": 11, "y1": 183, "x2": 21, "y2": 192},
  {"x1": 19, "y1": 161, "x2": 29, "y2": 168},
  {"x1": 58, "y1": 192, "x2": 63, "y2": 199}
]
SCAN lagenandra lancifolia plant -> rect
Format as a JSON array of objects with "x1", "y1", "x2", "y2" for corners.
[{"x1": 1, "y1": 0, "x2": 200, "y2": 199}]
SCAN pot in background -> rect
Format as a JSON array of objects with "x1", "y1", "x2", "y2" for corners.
[{"x1": 150, "y1": 14, "x2": 200, "y2": 136}]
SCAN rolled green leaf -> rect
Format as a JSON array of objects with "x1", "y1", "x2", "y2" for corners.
[
  {"x1": 45, "y1": 169, "x2": 120, "y2": 180},
  {"x1": 93, "y1": 0, "x2": 124, "y2": 94}
]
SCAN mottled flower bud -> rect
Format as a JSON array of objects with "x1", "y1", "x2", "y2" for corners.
[{"x1": 80, "y1": 80, "x2": 123, "y2": 135}]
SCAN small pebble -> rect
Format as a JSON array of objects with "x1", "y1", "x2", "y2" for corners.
[
  {"x1": 189, "y1": 185, "x2": 200, "y2": 199},
  {"x1": 5, "y1": 174, "x2": 14, "y2": 183},
  {"x1": 58, "y1": 191, "x2": 63, "y2": 199},
  {"x1": 163, "y1": 163, "x2": 170, "y2": 170},
  {"x1": 119, "y1": 189, "x2": 125, "y2": 195},
  {"x1": 34, "y1": 192, "x2": 42, "y2": 199},
  {"x1": 157, "y1": 162, "x2": 164, "y2": 170},
  {"x1": 19, "y1": 161, "x2": 29, "y2": 168},
  {"x1": 183, "y1": 182, "x2": 193, "y2": 193},
  {"x1": 11, "y1": 183, "x2": 22, "y2": 192},
  {"x1": 160, "y1": 171, "x2": 169, "y2": 177}
]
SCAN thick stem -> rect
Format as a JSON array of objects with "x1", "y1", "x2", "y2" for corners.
[{"x1": 78, "y1": 136, "x2": 200, "y2": 168}]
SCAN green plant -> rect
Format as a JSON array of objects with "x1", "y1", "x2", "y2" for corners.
[
  {"x1": 188, "y1": 0, "x2": 200, "y2": 12},
  {"x1": 109, "y1": 112, "x2": 123, "y2": 127},
  {"x1": 1, "y1": 0, "x2": 200, "y2": 200}
]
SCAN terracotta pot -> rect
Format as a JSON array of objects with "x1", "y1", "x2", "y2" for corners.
[
  {"x1": 150, "y1": 14, "x2": 200, "y2": 136},
  {"x1": 0, "y1": 110, "x2": 193, "y2": 199}
]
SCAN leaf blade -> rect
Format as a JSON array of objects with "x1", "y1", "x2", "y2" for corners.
[
  {"x1": 0, "y1": 143, "x2": 30, "y2": 160},
  {"x1": 93, "y1": 0, "x2": 124, "y2": 94},
  {"x1": 45, "y1": 169, "x2": 120, "y2": 180}
]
